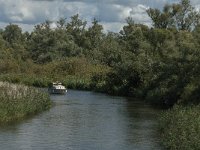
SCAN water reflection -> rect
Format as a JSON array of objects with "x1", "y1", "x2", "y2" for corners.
[{"x1": 0, "y1": 90, "x2": 163, "y2": 150}]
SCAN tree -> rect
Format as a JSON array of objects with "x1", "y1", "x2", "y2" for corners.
[
  {"x1": 66, "y1": 14, "x2": 87, "y2": 47},
  {"x1": 120, "y1": 19, "x2": 150, "y2": 55},
  {"x1": 147, "y1": 0, "x2": 200, "y2": 31},
  {"x1": 85, "y1": 18, "x2": 104, "y2": 49},
  {"x1": 3, "y1": 24, "x2": 24, "y2": 44},
  {"x1": 57, "y1": 18, "x2": 67, "y2": 29},
  {"x1": 98, "y1": 32, "x2": 122, "y2": 66},
  {"x1": 2, "y1": 24, "x2": 28, "y2": 60},
  {"x1": 147, "y1": 7, "x2": 172, "y2": 29},
  {"x1": 28, "y1": 20, "x2": 62, "y2": 63}
]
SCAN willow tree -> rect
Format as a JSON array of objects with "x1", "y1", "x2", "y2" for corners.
[{"x1": 147, "y1": 0, "x2": 200, "y2": 31}]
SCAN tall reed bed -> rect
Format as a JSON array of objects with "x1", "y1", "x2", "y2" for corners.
[
  {"x1": 0, "y1": 82, "x2": 51, "y2": 123},
  {"x1": 159, "y1": 105, "x2": 200, "y2": 150}
]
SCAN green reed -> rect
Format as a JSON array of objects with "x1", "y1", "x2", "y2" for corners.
[
  {"x1": 159, "y1": 105, "x2": 200, "y2": 150},
  {"x1": 0, "y1": 82, "x2": 51, "y2": 124}
]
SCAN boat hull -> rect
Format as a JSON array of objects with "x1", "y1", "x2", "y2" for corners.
[{"x1": 48, "y1": 88, "x2": 67, "y2": 94}]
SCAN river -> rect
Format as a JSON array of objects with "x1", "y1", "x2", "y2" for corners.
[{"x1": 0, "y1": 90, "x2": 163, "y2": 150}]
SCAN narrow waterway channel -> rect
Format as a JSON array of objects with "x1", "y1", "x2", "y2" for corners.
[{"x1": 0, "y1": 90, "x2": 163, "y2": 150}]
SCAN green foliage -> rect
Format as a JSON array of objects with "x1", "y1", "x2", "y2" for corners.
[
  {"x1": 2, "y1": 24, "x2": 28, "y2": 60},
  {"x1": 3, "y1": 24, "x2": 25, "y2": 45},
  {"x1": 159, "y1": 105, "x2": 200, "y2": 150},
  {"x1": 144, "y1": 30, "x2": 200, "y2": 106},
  {"x1": 147, "y1": 0, "x2": 200, "y2": 31},
  {"x1": 84, "y1": 18, "x2": 103, "y2": 50}
]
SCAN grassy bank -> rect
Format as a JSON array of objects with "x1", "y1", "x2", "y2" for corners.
[
  {"x1": 159, "y1": 105, "x2": 200, "y2": 150},
  {"x1": 0, "y1": 82, "x2": 51, "y2": 124}
]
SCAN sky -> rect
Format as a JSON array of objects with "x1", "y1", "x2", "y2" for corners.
[{"x1": 0, "y1": 0, "x2": 200, "y2": 32}]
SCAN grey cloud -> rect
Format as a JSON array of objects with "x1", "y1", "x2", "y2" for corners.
[
  {"x1": 29, "y1": 0, "x2": 55, "y2": 1},
  {"x1": 0, "y1": 0, "x2": 200, "y2": 32},
  {"x1": 0, "y1": 0, "x2": 67, "y2": 24},
  {"x1": 29, "y1": 0, "x2": 177, "y2": 8}
]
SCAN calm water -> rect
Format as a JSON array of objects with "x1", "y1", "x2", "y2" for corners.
[{"x1": 0, "y1": 90, "x2": 163, "y2": 150}]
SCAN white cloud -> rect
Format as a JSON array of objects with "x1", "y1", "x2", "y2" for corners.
[
  {"x1": 129, "y1": 4, "x2": 151, "y2": 25},
  {"x1": 0, "y1": 0, "x2": 199, "y2": 32},
  {"x1": 16, "y1": 23, "x2": 35, "y2": 32},
  {"x1": 102, "y1": 22, "x2": 125, "y2": 32}
]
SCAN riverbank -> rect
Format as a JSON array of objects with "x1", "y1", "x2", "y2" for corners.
[
  {"x1": 1, "y1": 74, "x2": 200, "y2": 149},
  {"x1": 0, "y1": 82, "x2": 51, "y2": 124},
  {"x1": 159, "y1": 105, "x2": 200, "y2": 150}
]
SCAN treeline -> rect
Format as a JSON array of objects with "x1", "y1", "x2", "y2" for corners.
[{"x1": 0, "y1": 0, "x2": 200, "y2": 107}]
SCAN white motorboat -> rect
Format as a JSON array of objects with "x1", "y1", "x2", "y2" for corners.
[{"x1": 48, "y1": 82, "x2": 67, "y2": 94}]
